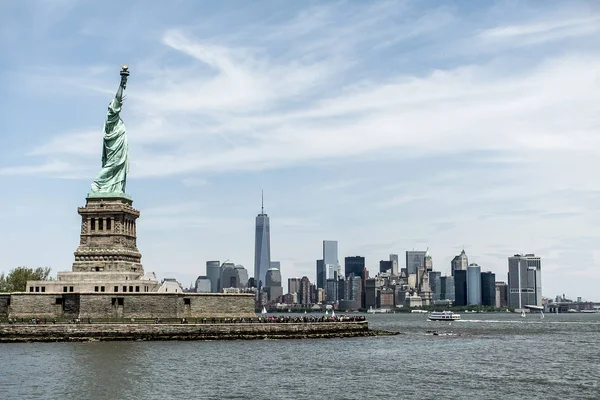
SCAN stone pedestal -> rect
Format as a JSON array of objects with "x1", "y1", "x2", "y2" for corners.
[{"x1": 72, "y1": 193, "x2": 143, "y2": 275}]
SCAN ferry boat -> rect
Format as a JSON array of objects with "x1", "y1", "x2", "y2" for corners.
[{"x1": 428, "y1": 311, "x2": 461, "y2": 321}]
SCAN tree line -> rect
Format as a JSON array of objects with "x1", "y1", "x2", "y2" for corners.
[{"x1": 0, "y1": 267, "x2": 53, "y2": 292}]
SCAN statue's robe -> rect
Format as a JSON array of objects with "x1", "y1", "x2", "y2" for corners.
[{"x1": 91, "y1": 90, "x2": 129, "y2": 194}]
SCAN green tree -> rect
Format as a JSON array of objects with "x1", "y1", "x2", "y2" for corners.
[{"x1": 0, "y1": 266, "x2": 53, "y2": 292}]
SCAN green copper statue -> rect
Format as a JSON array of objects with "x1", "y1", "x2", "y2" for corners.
[{"x1": 91, "y1": 66, "x2": 130, "y2": 195}]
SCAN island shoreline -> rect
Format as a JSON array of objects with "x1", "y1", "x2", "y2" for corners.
[{"x1": 0, "y1": 321, "x2": 400, "y2": 343}]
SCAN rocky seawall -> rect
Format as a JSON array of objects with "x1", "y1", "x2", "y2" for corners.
[{"x1": 0, "y1": 321, "x2": 398, "y2": 343}]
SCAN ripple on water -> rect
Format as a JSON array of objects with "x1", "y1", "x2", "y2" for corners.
[{"x1": 0, "y1": 313, "x2": 598, "y2": 400}]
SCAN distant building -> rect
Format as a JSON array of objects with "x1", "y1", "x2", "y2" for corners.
[
  {"x1": 337, "y1": 278, "x2": 345, "y2": 302},
  {"x1": 467, "y1": 264, "x2": 482, "y2": 305},
  {"x1": 405, "y1": 295, "x2": 423, "y2": 308},
  {"x1": 206, "y1": 260, "x2": 220, "y2": 293},
  {"x1": 378, "y1": 288, "x2": 394, "y2": 309},
  {"x1": 254, "y1": 194, "x2": 271, "y2": 289},
  {"x1": 361, "y1": 267, "x2": 369, "y2": 308},
  {"x1": 429, "y1": 271, "x2": 442, "y2": 301},
  {"x1": 235, "y1": 265, "x2": 249, "y2": 288},
  {"x1": 379, "y1": 260, "x2": 393, "y2": 274},
  {"x1": 323, "y1": 240, "x2": 338, "y2": 280},
  {"x1": 440, "y1": 275, "x2": 455, "y2": 302},
  {"x1": 247, "y1": 277, "x2": 256, "y2": 289},
  {"x1": 480, "y1": 271, "x2": 496, "y2": 306},
  {"x1": 270, "y1": 261, "x2": 281, "y2": 270},
  {"x1": 393, "y1": 285, "x2": 406, "y2": 307},
  {"x1": 365, "y1": 278, "x2": 377, "y2": 309},
  {"x1": 389, "y1": 254, "x2": 399, "y2": 276},
  {"x1": 299, "y1": 276, "x2": 312, "y2": 305},
  {"x1": 424, "y1": 249, "x2": 433, "y2": 272},
  {"x1": 288, "y1": 278, "x2": 301, "y2": 295},
  {"x1": 407, "y1": 273, "x2": 417, "y2": 290},
  {"x1": 265, "y1": 268, "x2": 283, "y2": 302},
  {"x1": 265, "y1": 269, "x2": 280, "y2": 287},
  {"x1": 220, "y1": 262, "x2": 236, "y2": 289},
  {"x1": 316, "y1": 259, "x2": 326, "y2": 289},
  {"x1": 495, "y1": 281, "x2": 507, "y2": 308},
  {"x1": 326, "y1": 278, "x2": 338, "y2": 303},
  {"x1": 508, "y1": 254, "x2": 542, "y2": 308},
  {"x1": 406, "y1": 250, "x2": 426, "y2": 276},
  {"x1": 345, "y1": 256, "x2": 365, "y2": 278},
  {"x1": 194, "y1": 276, "x2": 211, "y2": 293},
  {"x1": 316, "y1": 288, "x2": 326, "y2": 303},
  {"x1": 345, "y1": 275, "x2": 362, "y2": 304},
  {"x1": 157, "y1": 278, "x2": 184, "y2": 293},
  {"x1": 282, "y1": 293, "x2": 294, "y2": 305},
  {"x1": 454, "y1": 270, "x2": 467, "y2": 306},
  {"x1": 451, "y1": 249, "x2": 468, "y2": 277}
]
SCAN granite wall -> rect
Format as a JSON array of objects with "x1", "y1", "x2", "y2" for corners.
[{"x1": 2, "y1": 293, "x2": 255, "y2": 319}]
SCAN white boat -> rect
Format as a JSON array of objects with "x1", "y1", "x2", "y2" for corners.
[
  {"x1": 261, "y1": 306, "x2": 267, "y2": 315},
  {"x1": 521, "y1": 310, "x2": 526, "y2": 318},
  {"x1": 367, "y1": 307, "x2": 390, "y2": 314},
  {"x1": 428, "y1": 311, "x2": 461, "y2": 321}
]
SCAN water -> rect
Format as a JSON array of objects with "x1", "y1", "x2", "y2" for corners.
[{"x1": 0, "y1": 313, "x2": 598, "y2": 399}]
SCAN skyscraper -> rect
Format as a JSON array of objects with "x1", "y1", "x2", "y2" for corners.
[
  {"x1": 316, "y1": 259, "x2": 326, "y2": 289},
  {"x1": 379, "y1": 260, "x2": 393, "y2": 274},
  {"x1": 270, "y1": 261, "x2": 281, "y2": 270},
  {"x1": 345, "y1": 256, "x2": 365, "y2": 278},
  {"x1": 323, "y1": 240, "x2": 338, "y2": 280},
  {"x1": 365, "y1": 278, "x2": 377, "y2": 309},
  {"x1": 406, "y1": 250, "x2": 426, "y2": 276},
  {"x1": 220, "y1": 261, "x2": 238, "y2": 289},
  {"x1": 389, "y1": 254, "x2": 399, "y2": 276},
  {"x1": 206, "y1": 260, "x2": 220, "y2": 293},
  {"x1": 254, "y1": 192, "x2": 271, "y2": 289},
  {"x1": 345, "y1": 275, "x2": 362, "y2": 304},
  {"x1": 326, "y1": 278, "x2": 338, "y2": 303},
  {"x1": 265, "y1": 268, "x2": 283, "y2": 302},
  {"x1": 467, "y1": 263, "x2": 482, "y2": 305},
  {"x1": 495, "y1": 281, "x2": 507, "y2": 308},
  {"x1": 451, "y1": 249, "x2": 468, "y2": 276},
  {"x1": 429, "y1": 271, "x2": 442, "y2": 301},
  {"x1": 288, "y1": 278, "x2": 301, "y2": 295},
  {"x1": 299, "y1": 276, "x2": 312, "y2": 305},
  {"x1": 508, "y1": 254, "x2": 542, "y2": 308},
  {"x1": 234, "y1": 265, "x2": 249, "y2": 288},
  {"x1": 481, "y1": 271, "x2": 496, "y2": 306},
  {"x1": 440, "y1": 275, "x2": 455, "y2": 302},
  {"x1": 454, "y1": 270, "x2": 467, "y2": 306}
]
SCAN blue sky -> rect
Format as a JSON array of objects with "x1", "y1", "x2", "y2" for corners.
[{"x1": 1, "y1": 0, "x2": 599, "y2": 300}]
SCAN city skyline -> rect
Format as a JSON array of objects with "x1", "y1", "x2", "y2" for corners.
[{"x1": 0, "y1": 1, "x2": 599, "y2": 301}]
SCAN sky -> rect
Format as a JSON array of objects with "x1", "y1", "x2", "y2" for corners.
[{"x1": 1, "y1": 0, "x2": 599, "y2": 301}]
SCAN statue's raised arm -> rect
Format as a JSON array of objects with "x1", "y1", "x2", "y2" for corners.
[
  {"x1": 90, "y1": 66, "x2": 131, "y2": 196},
  {"x1": 107, "y1": 65, "x2": 129, "y2": 121}
]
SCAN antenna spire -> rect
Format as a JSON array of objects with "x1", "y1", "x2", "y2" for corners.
[{"x1": 261, "y1": 189, "x2": 264, "y2": 214}]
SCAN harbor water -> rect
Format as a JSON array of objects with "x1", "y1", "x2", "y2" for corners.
[{"x1": 0, "y1": 312, "x2": 598, "y2": 399}]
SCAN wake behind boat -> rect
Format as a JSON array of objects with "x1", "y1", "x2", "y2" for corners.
[{"x1": 428, "y1": 311, "x2": 461, "y2": 321}]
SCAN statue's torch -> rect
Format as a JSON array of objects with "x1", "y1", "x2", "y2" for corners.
[{"x1": 120, "y1": 65, "x2": 130, "y2": 90}]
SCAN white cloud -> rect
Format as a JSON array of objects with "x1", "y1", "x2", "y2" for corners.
[
  {"x1": 479, "y1": 16, "x2": 600, "y2": 43},
  {"x1": 0, "y1": 160, "x2": 73, "y2": 176}
]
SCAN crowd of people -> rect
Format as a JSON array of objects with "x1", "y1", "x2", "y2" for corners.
[
  {"x1": 183, "y1": 315, "x2": 367, "y2": 324},
  {"x1": 3, "y1": 314, "x2": 367, "y2": 325}
]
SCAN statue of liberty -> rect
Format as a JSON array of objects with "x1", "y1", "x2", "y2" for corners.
[{"x1": 91, "y1": 66, "x2": 130, "y2": 195}]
